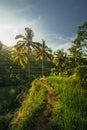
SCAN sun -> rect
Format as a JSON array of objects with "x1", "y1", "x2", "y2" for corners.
[{"x1": 0, "y1": 27, "x2": 17, "y2": 47}]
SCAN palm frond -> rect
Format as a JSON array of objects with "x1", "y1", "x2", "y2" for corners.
[
  {"x1": 47, "y1": 48, "x2": 52, "y2": 53},
  {"x1": 35, "y1": 52, "x2": 42, "y2": 60},
  {"x1": 13, "y1": 56, "x2": 18, "y2": 62},
  {"x1": 25, "y1": 27, "x2": 34, "y2": 40},
  {"x1": 14, "y1": 43, "x2": 25, "y2": 52},
  {"x1": 45, "y1": 52, "x2": 52, "y2": 60},
  {"x1": 16, "y1": 40, "x2": 25, "y2": 44},
  {"x1": 33, "y1": 42, "x2": 41, "y2": 46},
  {"x1": 15, "y1": 35, "x2": 25, "y2": 40}
]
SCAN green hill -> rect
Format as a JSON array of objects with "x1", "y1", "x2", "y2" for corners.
[{"x1": 9, "y1": 76, "x2": 87, "y2": 130}]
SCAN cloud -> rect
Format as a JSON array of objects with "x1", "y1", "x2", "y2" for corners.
[
  {"x1": 34, "y1": 33, "x2": 75, "y2": 51},
  {"x1": 0, "y1": 5, "x2": 75, "y2": 51},
  {"x1": 34, "y1": 34, "x2": 75, "y2": 53},
  {"x1": 42, "y1": 34, "x2": 75, "y2": 51}
]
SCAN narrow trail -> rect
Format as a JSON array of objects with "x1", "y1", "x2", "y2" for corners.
[
  {"x1": 39, "y1": 78, "x2": 56, "y2": 117},
  {"x1": 35, "y1": 78, "x2": 56, "y2": 130}
]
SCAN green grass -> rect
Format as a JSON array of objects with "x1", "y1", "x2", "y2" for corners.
[
  {"x1": 46, "y1": 76, "x2": 87, "y2": 130},
  {"x1": 10, "y1": 79, "x2": 47, "y2": 130}
]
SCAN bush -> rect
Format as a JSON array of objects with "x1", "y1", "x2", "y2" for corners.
[
  {"x1": 0, "y1": 113, "x2": 12, "y2": 130},
  {"x1": 75, "y1": 65, "x2": 87, "y2": 88}
]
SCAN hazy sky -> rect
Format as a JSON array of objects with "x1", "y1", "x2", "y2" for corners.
[{"x1": 0, "y1": 0, "x2": 87, "y2": 51}]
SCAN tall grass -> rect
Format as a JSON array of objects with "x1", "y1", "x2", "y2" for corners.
[
  {"x1": 46, "y1": 76, "x2": 87, "y2": 130},
  {"x1": 10, "y1": 79, "x2": 47, "y2": 130}
]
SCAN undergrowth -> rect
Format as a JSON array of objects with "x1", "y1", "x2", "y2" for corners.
[{"x1": 0, "y1": 86, "x2": 18, "y2": 113}]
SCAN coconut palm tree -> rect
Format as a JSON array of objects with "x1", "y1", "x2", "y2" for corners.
[
  {"x1": 53, "y1": 49, "x2": 68, "y2": 75},
  {"x1": 35, "y1": 40, "x2": 52, "y2": 76},
  {"x1": 15, "y1": 27, "x2": 41, "y2": 76},
  {"x1": 68, "y1": 21, "x2": 87, "y2": 66},
  {"x1": 11, "y1": 47, "x2": 28, "y2": 77},
  {"x1": 53, "y1": 49, "x2": 66, "y2": 66}
]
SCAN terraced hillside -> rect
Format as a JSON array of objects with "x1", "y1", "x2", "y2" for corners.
[{"x1": 0, "y1": 76, "x2": 87, "y2": 130}]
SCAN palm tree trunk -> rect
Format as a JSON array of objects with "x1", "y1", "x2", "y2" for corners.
[
  {"x1": 42, "y1": 56, "x2": 44, "y2": 77},
  {"x1": 28, "y1": 47, "x2": 30, "y2": 77},
  {"x1": 18, "y1": 57, "x2": 20, "y2": 81}
]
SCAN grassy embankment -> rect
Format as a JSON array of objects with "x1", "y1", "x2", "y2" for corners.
[
  {"x1": 10, "y1": 79, "x2": 47, "y2": 130},
  {"x1": 0, "y1": 76, "x2": 87, "y2": 130},
  {"x1": 46, "y1": 76, "x2": 87, "y2": 130}
]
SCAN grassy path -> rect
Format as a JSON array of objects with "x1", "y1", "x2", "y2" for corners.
[
  {"x1": 35, "y1": 78, "x2": 56, "y2": 130},
  {"x1": 39, "y1": 78, "x2": 56, "y2": 117}
]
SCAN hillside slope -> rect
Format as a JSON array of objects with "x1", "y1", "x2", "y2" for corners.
[
  {"x1": 10, "y1": 77, "x2": 87, "y2": 130},
  {"x1": 10, "y1": 79, "x2": 55, "y2": 130}
]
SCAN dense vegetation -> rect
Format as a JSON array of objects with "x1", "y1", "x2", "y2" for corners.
[
  {"x1": 47, "y1": 76, "x2": 87, "y2": 130},
  {"x1": 0, "y1": 21, "x2": 87, "y2": 130}
]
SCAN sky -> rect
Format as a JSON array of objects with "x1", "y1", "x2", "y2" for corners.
[{"x1": 0, "y1": 0, "x2": 87, "y2": 51}]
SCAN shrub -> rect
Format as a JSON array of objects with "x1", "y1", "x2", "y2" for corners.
[
  {"x1": 75, "y1": 65, "x2": 87, "y2": 88},
  {"x1": 0, "y1": 113, "x2": 12, "y2": 130}
]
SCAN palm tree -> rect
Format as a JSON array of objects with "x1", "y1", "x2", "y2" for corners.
[
  {"x1": 68, "y1": 21, "x2": 87, "y2": 66},
  {"x1": 11, "y1": 47, "x2": 28, "y2": 77},
  {"x1": 15, "y1": 27, "x2": 41, "y2": 76},
  {"x1": 35, "y1": 40, "x2": 52, "y2": 76},
  {"x1": 53, "y1": 49, "x2": 66, "y2": 66},
  {"x1": 53, "y1": 49, "x2": 67, "y2": 74}
]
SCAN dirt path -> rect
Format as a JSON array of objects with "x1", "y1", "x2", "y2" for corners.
[
  {"x1": 39, "y1": 78, "x2": 56, "y2": 117},
  {"x1": 35, "y1": 78, "x2": 56, "y2": 130}
]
